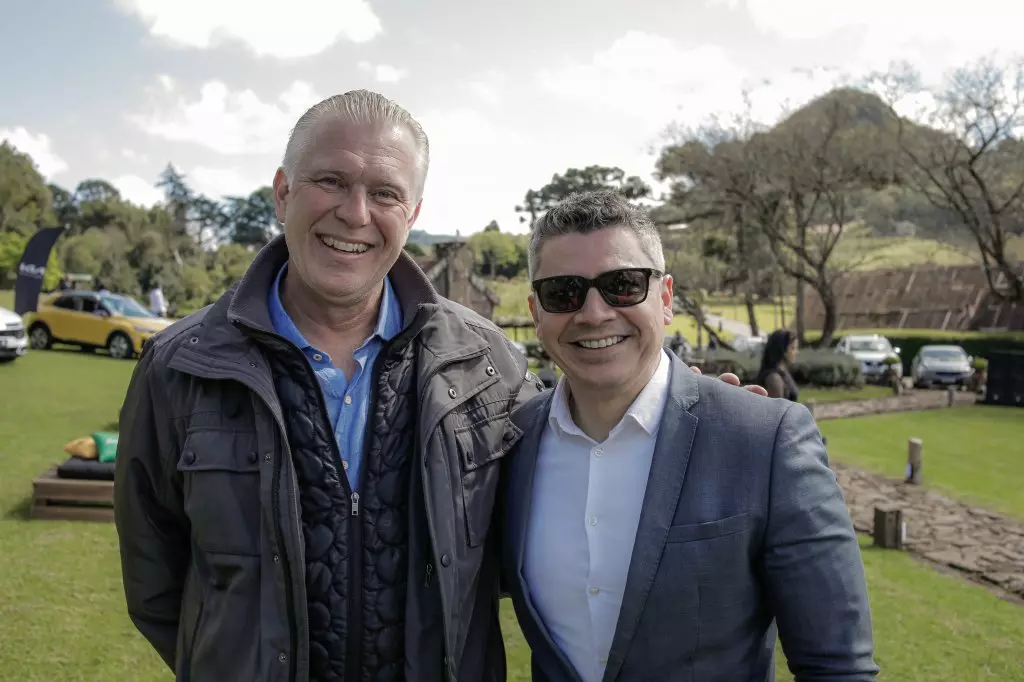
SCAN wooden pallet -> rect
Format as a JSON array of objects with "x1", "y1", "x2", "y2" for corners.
[{"x1": 31, "y1": 466, "x2": 114, "y2": 522}]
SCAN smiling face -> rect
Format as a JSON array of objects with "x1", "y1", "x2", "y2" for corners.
[
  {"x1": 272, "y1": 117, "x2": 422, "y2": 308},
  {"x1": 529, "y1": 226, "x2": 674, "y2": 401}
]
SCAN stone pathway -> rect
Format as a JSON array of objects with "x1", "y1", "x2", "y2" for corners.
[{"x1": 834, "y1": 462, "x2": 1024, "y2": 600}]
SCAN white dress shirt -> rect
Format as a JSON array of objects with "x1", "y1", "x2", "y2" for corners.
[{"x1": 523, "y1": 350, "x2": 671, "y2": 682}]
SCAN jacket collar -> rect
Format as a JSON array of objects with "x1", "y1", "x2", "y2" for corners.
[{"x1": 227, "y1": 234, "x2": 441, "y2": 338}]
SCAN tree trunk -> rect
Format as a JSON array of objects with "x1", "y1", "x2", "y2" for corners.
[
  {"x1": 795, "y1": 224, "x2": 806, "y2": 344},
  {"x1": 744, "y1": 288, "x2": 760, "y2": 337},
  {"x1": 817, "y1": 285, "x2": 838, "y2": 348}
]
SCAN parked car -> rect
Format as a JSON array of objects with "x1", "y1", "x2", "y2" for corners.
[
  {"x1": 0, "y1": 305, "x2": 28, "y2": 363},
  {"x1": 911, "y1": 345, "x2": 973, "y2": 388},
  {"x1": 732, "y1": 334, "x2": 766, "y2": 355},
  {"x1": 23, "y1": 290, "x2": 173, "y2": 360},
  {"x1": 835, "y1": 333, "x2": 903, "y2": 383}
]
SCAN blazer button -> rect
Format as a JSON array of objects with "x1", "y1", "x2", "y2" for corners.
[
  {"x1": 448, "y1": 388, "x2": 457, "y2": 399},
  {"x1": 440, "y1": 553, "x2": 451, "y2": 568},
  {"x1": 183, "y1": 450, "x2": 196, "y2": 465}
]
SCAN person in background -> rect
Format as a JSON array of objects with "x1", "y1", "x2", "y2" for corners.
[
  {"x1": 58, "y1": 275, "x2": 71, "y2": 291},
  {"x1": 757, "y1": 328, "x2": 800, "y2": 401},
  {"x1": 148, "y1": 282, "x2": 168, "y2": 317}
]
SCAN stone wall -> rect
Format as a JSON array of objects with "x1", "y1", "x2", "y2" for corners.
[{"x1": 810, "y1": 390, "x2": 978, "y2": 421}]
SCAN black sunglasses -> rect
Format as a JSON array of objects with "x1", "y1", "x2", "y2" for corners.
[{"x1": 531, "y1": 267, "x2": 664, "y2": 314}]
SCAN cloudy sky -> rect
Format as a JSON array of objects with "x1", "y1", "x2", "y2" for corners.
[{"x1": 2, "y1": 0, "x2": 1020, "y2": 235}]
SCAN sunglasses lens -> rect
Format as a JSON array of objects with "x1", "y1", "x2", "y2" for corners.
[
  {"x1": 537, "y1": 277, "x2": 585, "y2": 313},
  {"x1": 598, "y1": 269, "x2": 650, "y2": 306}
]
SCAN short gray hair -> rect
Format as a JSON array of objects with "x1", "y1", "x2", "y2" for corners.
[
  {"x1": 282, "y1": 89, "x2": 430, "y2": 198},
  {"x1": 527, "y1": 189, "x2": 665, "y2": 279}
]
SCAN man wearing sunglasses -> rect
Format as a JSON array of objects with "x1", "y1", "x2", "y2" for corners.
[{"x1": 501, "y1": 190, "x2": 877, "y2": 681}]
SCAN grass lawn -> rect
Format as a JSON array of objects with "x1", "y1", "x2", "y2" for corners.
[
  {"x1": 820, "y1": 406, "x2": 1024, "y2": 519},
  {"x1": 2, "y1": 350, "x2": 1024, "y2": 680}
]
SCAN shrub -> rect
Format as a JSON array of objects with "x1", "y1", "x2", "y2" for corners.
[{"x1": 700, "y1": 347, "x2": 862, "y2": 387}]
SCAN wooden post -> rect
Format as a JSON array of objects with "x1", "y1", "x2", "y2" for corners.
[
  {"x1": 947, "y1": 385, "x2": 956, "y2": 407},
  {"x1": 905, "y1": 437, "x2": 923, "y2": 484},
  {"x1": 873, "y1": 507, "x2": 905, "y2": 549}
]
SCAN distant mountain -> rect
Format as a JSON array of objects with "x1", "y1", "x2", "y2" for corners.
[{"x1": 408, "y1": 229, "x2": 459, "y2": 246}]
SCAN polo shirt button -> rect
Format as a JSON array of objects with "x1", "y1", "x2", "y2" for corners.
[{"x1": 344, "y1": 395, "x2": 352, "y2": 405}]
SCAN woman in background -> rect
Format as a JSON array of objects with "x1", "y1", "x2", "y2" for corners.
[{"x1": 757, "y1": 329, "x2": 800, "y2": 401}]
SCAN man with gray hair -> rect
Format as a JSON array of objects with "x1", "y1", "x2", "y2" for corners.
[
  {"x1": 114, "y1": 89, "x2": 542, "y2": 682},
  {"x1": 501, "y1": 190, "x2": 877, "y2": 681}
]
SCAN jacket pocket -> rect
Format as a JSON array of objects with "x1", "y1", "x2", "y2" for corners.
[
  {"x1": 665, "y1": 513, "x2": 753, "y2": 543},
  {"x1": 177, "y1": 428, "x2": 262, "y2": 556},
  {"x1": 452, "y1": 409, "x2": 522, "y2": 547}
]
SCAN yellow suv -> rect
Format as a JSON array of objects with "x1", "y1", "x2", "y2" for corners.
[{"x1": 24, "y1": 291, "x2": 174, "y2": 360}]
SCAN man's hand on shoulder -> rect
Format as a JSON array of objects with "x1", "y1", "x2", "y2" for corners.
[{"x1": 687, "y1": 364, "x2": 769, "y2": 397}]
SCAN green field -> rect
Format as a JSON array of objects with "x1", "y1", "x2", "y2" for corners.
[
  {"x1": 819, "y1": 406, "x2": 1024, "y2": 519},
  {"x1": 2, "y1": 348, "x2": 1023, "y2": 679}
]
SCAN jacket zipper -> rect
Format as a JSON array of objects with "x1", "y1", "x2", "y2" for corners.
[{"x1": 346, "y1": 346, "x2": 388, "y2": 682}]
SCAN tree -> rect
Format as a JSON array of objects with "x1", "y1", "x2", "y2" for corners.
[
  {"x1": 0, "y1": 141, "x2": 54, "y2": 236},
  {"x1": 468, "y1": 225, "x2": 525, "y2": 278},
  {"x1": 515, "y1": 165, "x2": 652, "y2": 228},
  {"x1": 47, "y1": 183, "x2": 79, "y2": 229},
  {"x1": 880, "y1": 57, "x2": 1024, "y2": 302},
  {"x1": 223, "y1": 187, "x2": 277, "y2": 247},
  {"x1": 658, "y1": 89, "x2": 895, "y2": 346}
]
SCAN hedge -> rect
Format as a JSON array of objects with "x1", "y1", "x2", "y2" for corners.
[
  {"x1": 699, "y1": 348, "x2": 863, "y2": 388},
  {"x1": 807, "y1": 329, "x2": 1024, "y2": 371}
]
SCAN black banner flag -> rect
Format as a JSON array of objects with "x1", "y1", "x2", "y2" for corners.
[{"x1": 14, "y1": 226, "x2": 65, "y2": 315}]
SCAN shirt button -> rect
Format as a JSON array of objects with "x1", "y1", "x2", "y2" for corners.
[
  {"x1": 344, "y1": 395, "x2": 352, "y2": 405},
  {"x1": 343, "y1": 461, "x2": 349, "y2": 470},
  {"x1": 588, "y1": 516, "x2": 598, "y2": 526},
  {"x1": 273, "y1": 554, "x2": 280, "y2": 563},
  {"x1": 588, "y1": 586, "x2": 600, "y2": 596},
  {"x1": 313, "y1": 353, "x2": 323, "y2": 362},
  {"x1": 278, "y1": 653, "x2": 287, "y2": 663},
  {"x1": 593, "y1": 448, "x2": 603, "y2": 457}
]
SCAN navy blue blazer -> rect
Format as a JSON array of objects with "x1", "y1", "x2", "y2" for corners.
[{"x1": 500, "y1": 354, "x2": 878, "y2": 681}]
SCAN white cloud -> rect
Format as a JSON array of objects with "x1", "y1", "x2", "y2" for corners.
[
  {"x1": 0, "y1": 127, "x2": 69, "y2": 178},
  {"x1": 540, "y1": 32, "x2": 749, "y2": 131},
  {"x1": 111, "y1": 174, "x2": 164, "y2": 207},
  {"x1": 190, "y1": 166, "x2": 271, "y2": 199},
  {"x1": 720, "y1": 0, "x2": 1024, "y2": 79},
  {"x1": 115, "y1": 0, "x2": 382, "y2": 58},
  {"x1": 357, "y1": 62, "x2": 408, "y2": 83},
  {"x1": 131, "y1": 77, "x2": 324, "y2": 156}
]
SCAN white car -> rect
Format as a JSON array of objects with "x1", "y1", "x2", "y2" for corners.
[
  {"x1": 835, "y1": 333, "x2": 902, "y2": 382},
  {"x1": 0, "y1": 306, "x2": 28, "y2": 363}
]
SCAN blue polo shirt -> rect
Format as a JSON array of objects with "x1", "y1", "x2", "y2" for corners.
[{"x1": 268, "y1": 263, "x2": 404, "y2": 491}]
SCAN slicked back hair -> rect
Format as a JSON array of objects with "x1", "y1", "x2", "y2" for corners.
[{"x1": 282, "y1": 89, "x2": 430, "y2": 199}]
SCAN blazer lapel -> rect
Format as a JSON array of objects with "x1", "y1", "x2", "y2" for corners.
[{"x1": 602, "y1": 356, "x2": 700, "y2": 682}]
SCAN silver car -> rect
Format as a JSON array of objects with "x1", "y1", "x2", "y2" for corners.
[
  {"x1": 835, "y1": 334, "x2": 902, "y2": 383},
  {"x1": 911, "y1": 345, "x2": 973, "y2": 388}
]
